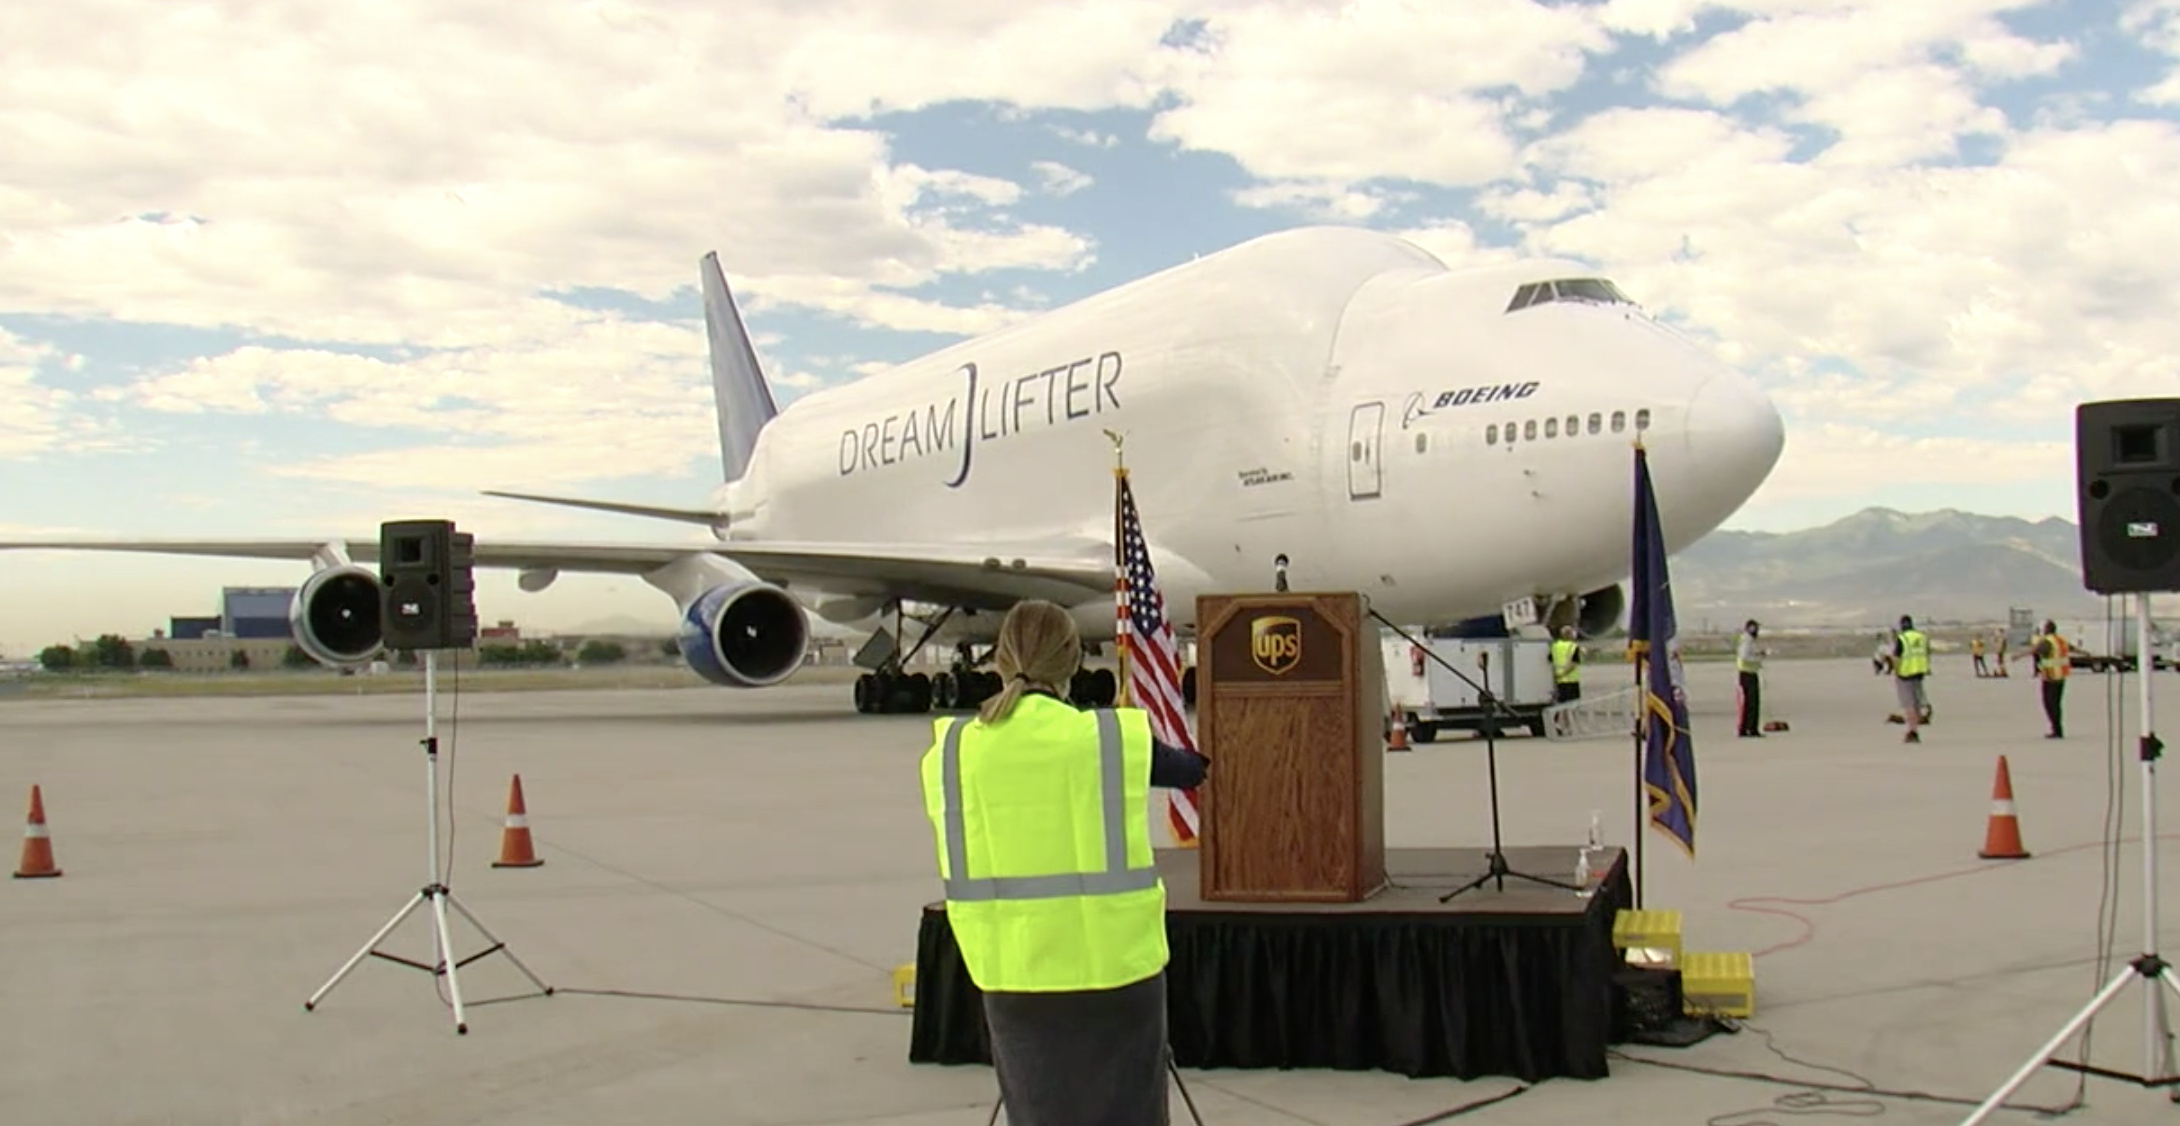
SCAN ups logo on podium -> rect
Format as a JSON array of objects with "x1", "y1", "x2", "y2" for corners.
[{"x1": 1250, "y1": 616, "x2": 1303, "y2": 675}]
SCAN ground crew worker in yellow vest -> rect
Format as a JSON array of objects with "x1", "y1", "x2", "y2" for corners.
[
  {"x1": 1971, "y1": 635, "x2": 1988, "y2": 677},
  {"x1": 1735, "y1": 619, "x2": 1766, "y2": 737},
  {"x1": 1892, "y1": 614, "x2": 1931, "y2": 743},
  {"x1": 1551, "y1": 626, "x2": 1582, "y2": 703},
  {"x1": 919, "y1": 599, "x2": 1208, "y2": 1126},
  {"x1": 2034, "y1": 619, "x2": 2069, "y2": 739}
]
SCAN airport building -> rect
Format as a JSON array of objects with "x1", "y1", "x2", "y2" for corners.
[
  {"x1": 219, "y1": 587, "x2": 295, "y2": 639},
  {"x1": 135, "y1": 636, "x2": 297, "y2": 673}
]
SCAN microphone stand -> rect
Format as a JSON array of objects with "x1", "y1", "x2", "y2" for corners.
[{"x1": 1369, "y1": 610, "x2": 1581, "y2": 900}]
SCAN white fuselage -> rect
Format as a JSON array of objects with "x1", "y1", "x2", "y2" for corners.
[{"x1": 712, "y1": 227, "x2": 1783, "y2": 643}]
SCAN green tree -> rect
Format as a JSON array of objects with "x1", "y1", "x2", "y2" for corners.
[
  {"x1": 283, "y1": 645, "x2": 313, "y2": 669},
  {"x1": 658, "y1": 637, "x2": 678, "y2": 657},
  {"x1": 36, "y1": 645, "x2": 74, "y2": 671},
  {"x1": 230, "y1": 649, "x2": 250, "y2": 670},
  {"x1": 577, "y1": 640, "x2": 626, "y2": 664},
  {"x1": 89, "y1": 634, "x2": 135, "y2": 670},
  {"x1": 139, "y1": 648, "x2": 174, "y2": 669}
]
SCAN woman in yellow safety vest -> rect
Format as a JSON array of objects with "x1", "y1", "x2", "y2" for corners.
[{"x1": 920, "y1": 599, "x2": 1209, "y2": 1125}]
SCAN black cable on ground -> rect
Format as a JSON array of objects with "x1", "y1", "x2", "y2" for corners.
[
  {"x1": 1381, "y1": 1082, "x2": 1532, "y2": 1125},
  {"x1": 1612, "y1": 1023, "x2": 2083, "y2": 1123}
]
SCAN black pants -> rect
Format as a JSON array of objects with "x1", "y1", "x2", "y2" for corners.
[
  {"x1": 983, "y1": 972, "x2": 1169, "y2": 1126},
  {"x1": 1555, "y1": 681, "x2": 1581, "y2": 703},
  {"x1": 1737, "y1": 670, "x2": 1761, "y2": 735},
  {"x1": 2042, "y1": 678, "x2": 2065, "y2": 737}
]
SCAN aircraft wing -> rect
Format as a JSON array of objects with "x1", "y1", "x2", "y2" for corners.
[{"x1": 0, "y1": 536, "x2": 1116, "y2": 610}]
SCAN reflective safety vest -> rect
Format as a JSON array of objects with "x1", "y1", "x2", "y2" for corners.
[
  {"x1": 2040, "y1": 636, "x2": 2071, "y2": 680},
  {"x1": 1897, "y1": 630, "x2": 1930, "y2": 678},
  {"x1": 919, "y1": 696, "x2": 1168, "y2": 993},
  {"x1": 1551, "y1": 639, "x2": 1580, "y2": 683},
  {"x1": 1736, "y1": 634, "x2": 1762, "y2": 673}
]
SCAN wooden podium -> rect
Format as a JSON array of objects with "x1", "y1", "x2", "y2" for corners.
[{"x1": 1193, "y1": 591, "x2": 1387, "y2": 902}]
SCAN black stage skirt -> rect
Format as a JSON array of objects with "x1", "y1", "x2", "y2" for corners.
[{"x1": 983, "y1": 972, "x2": 1169, "y2": 1126}]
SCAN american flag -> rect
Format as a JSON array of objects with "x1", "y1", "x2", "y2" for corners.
[{"x1": 1115, "y1": 469, "x2": 1201, "y2": 844}]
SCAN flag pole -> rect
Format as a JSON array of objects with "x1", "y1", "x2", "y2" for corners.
[
  {"x1": 1629, "y1": 437, "x2": 1647, "y2": 910},
  {"x1": 1105, "y1": 428, "x2": 1132, "y2": 708}
]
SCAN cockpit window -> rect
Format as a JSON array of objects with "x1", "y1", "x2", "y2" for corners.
[{"x1": 1505, "y1": 277, "x2": 1635, "y2": 313}]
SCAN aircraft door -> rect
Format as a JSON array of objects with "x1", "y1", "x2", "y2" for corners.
[{"x1": 1347, "y1": 401, "x2": 1384, "y2": 500}]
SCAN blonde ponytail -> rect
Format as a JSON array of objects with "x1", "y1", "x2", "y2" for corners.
[{"x1": 976, "y1": 600, "x2": 1082, "y2": 724}]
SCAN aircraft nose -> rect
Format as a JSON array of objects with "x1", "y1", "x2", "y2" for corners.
[{"x1": 1686, "y1": 371, "x2": 1785, "y2": 484}]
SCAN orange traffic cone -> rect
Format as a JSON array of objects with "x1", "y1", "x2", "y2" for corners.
[
  {"x1": 13, "y1": 785, "x2": 61, "y2": 879},
  {"x1": 490, "y1": 774, "x2": 544, "y2": 869},
  {"x1": 1977, "y1": 756, "x2": 2031, "y2": 860},
  {"x1": 1389, "y1": 711, "x2": 1410, "y2": 752}
]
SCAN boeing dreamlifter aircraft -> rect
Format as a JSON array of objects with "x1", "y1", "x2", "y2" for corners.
[{"x1": 1, "y1": 226, "x2": 1785, "y2": 715}]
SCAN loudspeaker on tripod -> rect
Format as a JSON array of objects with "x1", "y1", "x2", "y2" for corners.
[
  {"x1": 2075, "y1": 398, "x2": 2180, "y2": 595},
  {"x1": 378, "y1": 519, "x2": 478, "y2": 651}
]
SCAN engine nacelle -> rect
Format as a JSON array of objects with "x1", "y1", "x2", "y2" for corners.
[
  {"x1": 289, "y1": 563, "x2": 385, "y2": 666},
  {"x1": 1575, "y1": 584, "x2": 1625, "y2": 638},
  {"x1": 677, "y1": 580, "x2": 810, "y2": 687}
]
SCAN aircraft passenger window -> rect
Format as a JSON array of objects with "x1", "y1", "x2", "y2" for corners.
[
  {"x1": 1588, "y1": 413, "x2": 1601, "y2": 434},
  {"x1": 1352, "y1": 441, "x2": 1363, "y2": 461},
  {"x1": 1544, "y1": 418, "x2": 1559, "y2": 438},
  {"x1": 1505, "y1": 418, "x2": 1517, "y2": 441},
  {"x1": 1415, "y1": 432, "x2": 1427, "y2": 454},
  {"x1": 1486, "y1": 424, "x2": 1498, "y2": 445},
  {"x1": 1565, "y1": 415, "x2": 1578, "y2": 436},
  {"x1": 1635, "y1": 409, "x2": 1651, "y2": 431},
  {"x1": 1611, "y1": 410, "x2": 1626, "y2": 433},
  {"x1": 1524, "y1": 420, "x2": 1537, "y2": 440}
]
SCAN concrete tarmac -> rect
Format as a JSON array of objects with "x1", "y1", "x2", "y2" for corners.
[{"x1": 3, "y1": 656, "x2": 2179, "y2": 1124}]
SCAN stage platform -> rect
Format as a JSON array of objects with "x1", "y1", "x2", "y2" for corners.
[{"x1": 908, "y1": 845, "x2": 1634, "y2": 1083}]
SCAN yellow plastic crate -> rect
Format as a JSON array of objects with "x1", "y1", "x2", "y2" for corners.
[
  {"x1": 1681, "y1": 951, "x2": 1755, "y2": 1018},
  {"x1": 892, "y1": 963, "x2": 916, "y2": 1008},
  {"x1": 1612, "y1": 908, "x2": 1683, "y2": 968}
]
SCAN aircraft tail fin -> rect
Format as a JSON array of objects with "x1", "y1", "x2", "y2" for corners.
[{"x1": 702, "y1": 251, "x2": 780, "y2": 484}]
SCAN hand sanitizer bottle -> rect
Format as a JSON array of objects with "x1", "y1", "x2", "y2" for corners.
[{"x1": 1573, "y1": 848, "x2": 1592, "y2": 898}]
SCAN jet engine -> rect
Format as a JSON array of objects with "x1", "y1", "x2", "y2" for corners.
[
  {"x1": 677, "y1": 579, "x2": 811, "y2": 687},
  {"x1": 1574, "y1": 584, "x2": 1625, "y2": 638},
  {"x1": 288, "y1": 563, "x2": 385, "y2": 666}
]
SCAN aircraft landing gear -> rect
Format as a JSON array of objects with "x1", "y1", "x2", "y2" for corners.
[
  {"x1": 933, "y1": 644, "x2": 1003, "y2": 714},
  {"x1": 1067, "y1": 664, "x2": 1118, "y2": 709},
  {"x1": 853, "y1": 668, "x2": 933, "y2": 714}
]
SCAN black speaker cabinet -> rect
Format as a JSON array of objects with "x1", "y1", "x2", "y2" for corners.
[
  {"x1": 2077, "y1": 399, "x2": 2180, "y2": 595},
  {"x1": 378, "y1": 519, "x2": 478, "y2": 651}
]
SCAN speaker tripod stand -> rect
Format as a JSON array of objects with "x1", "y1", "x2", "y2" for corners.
[
  {"x1": 1958, "y1": 595, "x2": 2180, "y2": 1123},
  {"x1": 1366, "y1": 611, "x2": 1580, "y2": 901},
  {"x1": 303, "y1": 651, "x2": 552, "y2": 1033}
]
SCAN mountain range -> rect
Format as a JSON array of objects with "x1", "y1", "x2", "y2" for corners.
[
  {"x1": 562, "y1": 507, "x2": 2138, "y2": 639},
  {"x1": 1668, "y1": 507, "x2": 2117, "y2": 630}
]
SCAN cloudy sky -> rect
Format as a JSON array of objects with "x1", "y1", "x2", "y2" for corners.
[{"x1": 2, "y1": 0, "x2": 2176, "y2": 656}]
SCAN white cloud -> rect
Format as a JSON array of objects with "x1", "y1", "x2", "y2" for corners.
[
  {"x1": 1231, "y1": 181, "x2": 1409, "y2": 221},
  {"x1": 1029, "y1": 161, "x2": 1093, "y2": 197},
  {"x1": 1515, "y1": 105, "x2": 2180, "y2": 433},
  {"x1": 2126, "y1": 0, "x2": 2180, "y2": 104},
  {"x1": 112, "y1": 307, "x2": 717, "y2": 490},
  {"x1": 0, "y1": 329, "x2": 101, "y2": 458},
  {"x1": 1145, "y1": 0, "x2": 1611, "y2": 186},
  {"x1": 0, "y1": 1, "x2": 1131, "y2": 347}
]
